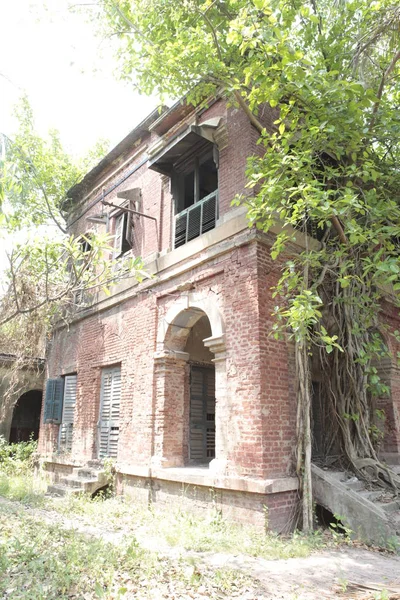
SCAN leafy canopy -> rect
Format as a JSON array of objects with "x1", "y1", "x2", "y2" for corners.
[
  {"x1": 0, "y1": 98, "x2": 144, "y2": 352},
  {"x1": 97, "y1": 0, "x2": 400, "y2": 342}
]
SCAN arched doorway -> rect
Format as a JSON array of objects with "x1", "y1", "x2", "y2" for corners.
[
  {"x1": 154, "y1": 297, "x2": 226, "y2": 471},
  {"x1": 9, "y1": 389, "x2": 42, "y2": 443},
  {"x1": 185, "y1": 315, "x2": 215, "y2": 464}
]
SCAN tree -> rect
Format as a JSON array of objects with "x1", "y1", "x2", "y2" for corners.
[
  {"x1": 0, "y1": 98, "x2": 145, "y2": 415},
  {"x1": 95, "y1": 0, "x2": 400, "y2": 529}
]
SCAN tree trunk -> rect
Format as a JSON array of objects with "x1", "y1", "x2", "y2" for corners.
[{"x1": 296, "y1": 339, "x2": 313, "y2": 531}]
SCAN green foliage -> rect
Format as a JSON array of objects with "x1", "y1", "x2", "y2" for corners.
[
  {"x1": 0, "y1": 438, "x2": 46, "y2": 505},
  {"x1": 0, "y1": 437, "x2": 38, "y2": 475},
  {"x1": 0, "y1": 98, "x2": 147, "y2": 357},
  {"x1": 96, "y1": 0, "x2": 400, "y2": 345}
]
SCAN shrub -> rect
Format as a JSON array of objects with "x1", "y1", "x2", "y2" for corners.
[{"x1": 0, "y1": 436, "x2": 38, "y2": 475}]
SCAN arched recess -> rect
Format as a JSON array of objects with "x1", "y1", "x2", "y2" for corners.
[
  {"x1": 153, "y1": 295, "x2": 227, "y2": 473},
  {"x1": 9, "y1": 389, "x2": 43, "y2": 443}
]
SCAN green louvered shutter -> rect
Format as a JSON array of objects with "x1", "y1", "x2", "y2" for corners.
[
  {"x1": 44, "y1": 378, "x2": 64, "y2": 424},
  {"x1": 98, "y1": 367, "x2": 121, "y2": 459},
  {"x1": 59, "y1": 375, "x2": 77, "y2": 452}
]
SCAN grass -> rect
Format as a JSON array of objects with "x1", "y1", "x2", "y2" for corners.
[
  {"x1": 45, "y1": 485, "x2": 327, "y2": 560},
  {"x1": 0, "y1": 471, "x2": 47, "y2": 505},
  {"x1": 0, "y1": 501, "x2": 259, "y2": 599},
  {"x1": 0, "y1": 437, "x2": 47, "y2": 505},
  {"x1": 0, "y1": 439, "x2": 337, "y2": 598},
  {"x1": 0, "y1": 468, "x2": 328, "y2": 561}
]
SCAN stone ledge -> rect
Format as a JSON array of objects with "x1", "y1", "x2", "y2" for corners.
[
  {"x1": 42, "y1": 455, "x2": 84, "y2": 468},
  {"x1": 116, "y1": 463, "x2": 298, "y2": 495}
]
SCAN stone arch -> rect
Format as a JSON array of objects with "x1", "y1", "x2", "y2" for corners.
[
  {"x1": 0, "y1": 363, "x2": 44, "y2": 441},
  {"x1": 153, "y1": 295, "x2": 227, "y2": 473},
  {"x1": 156, "y1": 292, "x2": 224, "y2": 354}
]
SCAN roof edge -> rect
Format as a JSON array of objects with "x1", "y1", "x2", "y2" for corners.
[{"x1": 65, "y1": 105, "x2": 169, "y2": 206}]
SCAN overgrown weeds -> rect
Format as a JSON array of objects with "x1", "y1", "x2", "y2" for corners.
[
  {"x1": 0, "y1": 503, "x2": 256, "y2": 599},
  {"x1": 0, "y1": 436, "x2": 38, "y2": 473},
  {"x1": 0, "y1": 437, "x2": 46, "y2": 505}
]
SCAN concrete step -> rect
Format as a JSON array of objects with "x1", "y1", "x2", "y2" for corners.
[
  {"x1": 358, "y1": 490, "x2": 384, "y2": 502},
  {"x1": 74, "y1": 468, "x2": 99, "y2": 479},
  {"x1": 312, "y1": 464, "x2": 397, "y2": 547},
  {"x1": 60, "y1": 476, "x2": 97, "y2": 488},
  {"x1": 46, "y1": 484, "x2": 82, "y2": 497},
  {"x1": 325, "y1": 470, "x2": 350, "y2": 482},
  {"x1": 344, "y1": 478, "x2": 365, "y2": 492},
  {"x1": 379, "y1": 500, "x2": 400, "y2": 515},
  {"x1": 326, "y1": 471, "x2": 365, "y2": 491},
  {"x1": 87, "y1": 459, "x2": 104, "y2": 469}
]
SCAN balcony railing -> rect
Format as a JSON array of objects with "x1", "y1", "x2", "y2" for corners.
[{"x1": 174, "y1": 191, "x2": 218, "y2": 249}]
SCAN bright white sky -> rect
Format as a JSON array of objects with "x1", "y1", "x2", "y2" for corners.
[
  {"x1": 0, "y1": 0, "x2": 161, "y2": 278},
  {"x1": 0, "y1": 0, "x2": 159, "y2": 157}
]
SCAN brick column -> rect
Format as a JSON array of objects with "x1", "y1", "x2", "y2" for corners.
[
  {"x1": 152, "y1": 350, "x2": 189, "y2": 467},
  {"x1": 376, "y1": 359, "x2": 400, "y2": 458},
  {"x1": 203, "y1": 334, "x2": 228, "y2": 475}
]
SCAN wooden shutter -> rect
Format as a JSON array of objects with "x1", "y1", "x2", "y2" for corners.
[
  {"x1": 174, "y1": 192, "x2": 217, "y2": 248},
  {"x1": 43, "y1": 378, "x2": 64, "y2": 424},
  {"x1": 189, "y1": 367, "x2": 215, "y2": 463},
  {"x1": 114, "y1": 214, "x2": 124, "y2": 257},
  {"x1": 206, "y1": 371, "x2": 216, "y2": 459},
  {"x1": 114, "y1": 212, "x2": 133, "y2": 258},
  {"x1": 98, "y1": 367, "x2": 121, "y2": 459},
  {"x1": 59, "y1": 375, "x2": 77, "y2": 452},
  {"x1": 190, "y1": 368, "x2": 205, "y2": 461}
]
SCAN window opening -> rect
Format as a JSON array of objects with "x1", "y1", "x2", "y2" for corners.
[
  {"x1": 98, "y1": 366, "x2": 121, "y2": 459},
  {"x1": 114, "y1": 211, "x2": 133, "y2": 258},
  {"x1": 59, "y1": 374, "x2": 77, "y2": 453}
]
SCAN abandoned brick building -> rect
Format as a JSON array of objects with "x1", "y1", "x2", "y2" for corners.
[{"x1": 38, "y1": 98, "x2": 400, "y2": 530}]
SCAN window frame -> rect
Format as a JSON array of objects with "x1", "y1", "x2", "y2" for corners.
[
  {"x1": 58, "y1": 374, "x2": 77, "y2": 453},
  {"x1": 112, "y1": 204, "x2": 134, "y2": 259}
]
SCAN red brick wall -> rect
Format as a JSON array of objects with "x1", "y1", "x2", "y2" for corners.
[
  {"x1": 67, "y1": 98, "x2": 275, "y2": 261},
  {"x1": 379, "y1": 300, "x2": 400, "y2": 455},
  {"x1": 117, "y1": 473, "x2": 299, "y2": 533},
  {"x1": 39, "y1": 237, "x2": 298, "y2": 479}
]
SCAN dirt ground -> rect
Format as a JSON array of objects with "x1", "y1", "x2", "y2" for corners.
[{"x1": 1, "y1": 496, "x2": 400, "y2": 600}]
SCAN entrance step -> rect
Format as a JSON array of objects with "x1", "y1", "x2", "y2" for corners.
[
  {"x1": 46, "y1": 484, "x2": 81, "y2": 497},
  {"x1": 46, "y1": 465, "x2": 108, "y2": 497},
  {"x1": 379, "y1": 500, "x2": 400, "y2": 515},
  {"x1": 312, "y1": 464, "x2": 399, "y2": 548}
]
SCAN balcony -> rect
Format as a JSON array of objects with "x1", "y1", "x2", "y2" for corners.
[{"x1": 174, "y1": 191, "x2": 218, "y2": 248}]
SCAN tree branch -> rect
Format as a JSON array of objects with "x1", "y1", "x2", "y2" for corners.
[{"x1": 369, "y1": 49, "x2": 400, "y2": 133}]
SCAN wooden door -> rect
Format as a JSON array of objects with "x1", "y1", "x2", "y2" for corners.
[{"x1": 189, "y1": 366, "x2": 215, "y2": 463}]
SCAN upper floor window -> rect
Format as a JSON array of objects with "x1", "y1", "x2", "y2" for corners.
[
  {"x1": 114, "y1": 211, "x2": 133, "y2": 258},
  {"x1": 149, "y1": 125, "x2": 219, "y2": 249}
]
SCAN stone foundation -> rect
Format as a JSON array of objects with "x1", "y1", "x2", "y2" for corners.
[
  {"x1": 43, "y1": 459, "x2": 299, "y2": 533},
  {"x1": 118, "y1": 471, "x2": 298, "y2": 532}
]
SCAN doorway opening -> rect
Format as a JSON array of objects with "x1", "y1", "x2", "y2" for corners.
[{"x1": 9, "y1": 389, "x2": 42, "y2": 443}]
